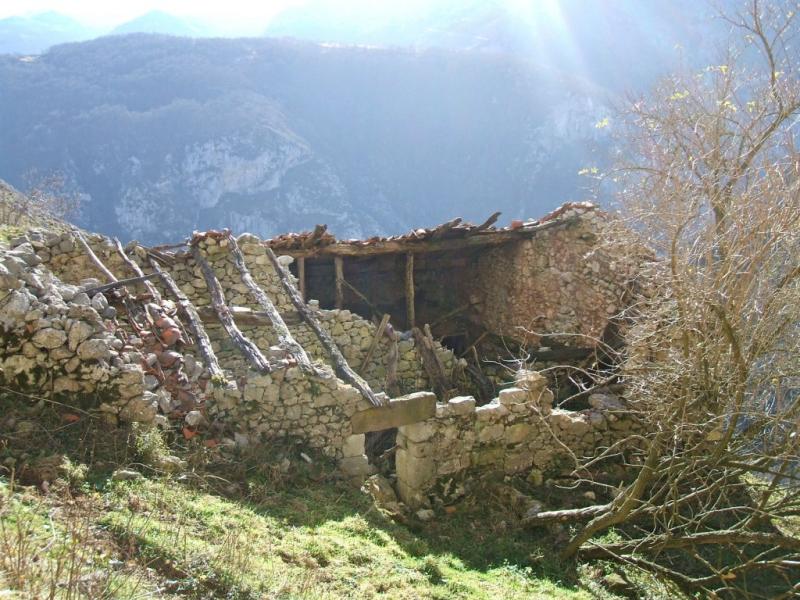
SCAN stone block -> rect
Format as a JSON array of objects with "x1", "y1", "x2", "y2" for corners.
[
  {"x1": 439, "y1": 454, "x2": 469, "y2": 475},
  {"x1": 505, "y1": 451, "x2": 533, "y2": 474},
  {"x1": 351, "y1": 391, "x2": 436, "y2": 433},
  {"x1": 478, "y1": 423, "x2": 504, "y2": 443},
  {"x1": 400, "y1": 421, "x2": 436, "y2": 443},
  {"x1": 339, "y1": 455, "x2": 373, "y2": 479},
  {"x1": 396, "y1": 480, "x2": 429, "y2": 509},
  {"x1": 514, "y1": 369, "x2": 547, "y2": 393},
  {"x1": 498, "y1": 387, "x2": 528, "y2": 406},
  {"x1": 342, "y1": 434, "x2": 365, "y2": 457},
  {"x1": 505, "y1": 423, "x2": 533, "y2": 444},
  {"x1": 475, "y1": 400, "x2": 509, "y2": 421},
  {"x1": 447, "y1": 396, "x2": 476, "y2": 415},
  {"x1": 395, "y1": 447, "x2": 435, "y2": 490},
  {"x1": 472, "y1": 445, "x2": 504, "y2": 467}
]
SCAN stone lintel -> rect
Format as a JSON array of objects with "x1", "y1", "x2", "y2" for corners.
[{"x1": 351, "y1": 391, "x2": 436, "y2": 434}]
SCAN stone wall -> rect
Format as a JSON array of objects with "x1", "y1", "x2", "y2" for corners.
[
  {"x1": 11, "y1": 228, "x2": 456, "y2": 474},
  {"x1": 395, "y1": 370, "x2": 635, "y2": 508},
  {"x1": 474, "y1": 205, "x2": 640, "y2": 347},
  {"x1": 0, "y1": 234, "x2": 170, "y2": 426}
]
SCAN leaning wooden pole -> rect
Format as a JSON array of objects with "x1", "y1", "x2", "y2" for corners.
[
  {"x1": 264, "y1": 245, "x2": 384, "y2": 407},
  {"x1": 225, "y1": 233, "x2": 318, "y2": 375},
  {"x1": 113, "y1": 238, "x2": 162, "y2": 303},
  {"x1": 147, "y1": 256, "x2": 225, "y2": 382},
  {"x1": 191, "y1": 246, "x2": 272, "y2": 373},
  {"x1": 73, "y1": 229, "x2": 143, "y2": 325}
]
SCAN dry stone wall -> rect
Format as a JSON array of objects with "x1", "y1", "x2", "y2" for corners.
[
  {"x1": 25, "y1": 228, "x2": 455, "y2": 474},
  {"x1": 0, "y1": 232, "x2": 168, "y2": 427},
  {"x1": 395, "y1": 370, "x2": 636, "y2": 508},
  {"x1": 475, "y1": 205, "x2": 641, "y2": 347}
]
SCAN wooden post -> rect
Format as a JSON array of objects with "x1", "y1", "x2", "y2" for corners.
[
  {"x1": 334, "y1": 256, "x2": 344, "y2": 310},
  {"x1": 297, "y1": 256, "x2": 306, "y2": 302},
  {"x1": 405, "y1": 253, "x2": 415, "y2": 329}
]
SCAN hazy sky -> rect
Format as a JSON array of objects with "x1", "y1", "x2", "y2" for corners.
[{"x1": 0, "y1": 0, "x2": 304, "y2": 31}]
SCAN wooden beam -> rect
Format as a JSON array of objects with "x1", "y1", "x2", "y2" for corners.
[
  {"x1": 405, "y1": 253, "x2": 415, "y2": 328},
  {"x1": 197, "y1": 306, "x2": 300, "y2": 327},
  {"x1": 148, "y1": 256, "x2": 225, "y2": 382},
  {"x1": 473, "y1": 211, "x2": 502, "y2": 233},
  {"x1": 80, "y1": 273, "x2": 165, "y2": 297},
  {"x1": 191, "y1": 247, "x2": 272, "y2": 373},
  {"x1": 226, "y1": 233, "x2": 319, "y2": 376},
  {"x1": 297, "y1": 256, "x2": 306, "y2": 302},
  {"x1": 334, "y1": 256, "x2": 344, "y2": 309},
  {"x1": 113, "y1": 238, "x2": 162, "y2": 302},
  {"x1": 264, "y1": 245, "x2": 385, "y2": 407}
]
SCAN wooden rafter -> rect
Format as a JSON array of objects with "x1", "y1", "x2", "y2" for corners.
[
  {"x1": 264, "y1": 245, "x2": 385, "y2": 407},
  {"x1": 191, "y1": 246, "x2": 273, "y2": 373},
  {"x1": 225, "y1": 233, "x2": 319, "y2": 376}
]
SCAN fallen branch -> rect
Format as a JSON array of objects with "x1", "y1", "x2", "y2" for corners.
[
  {"x1": 412, "y1": 324, "x2": 452, "y2": 399},
  {"x1": 523, "y1": 503, "x2": 612, "y2": 526}
]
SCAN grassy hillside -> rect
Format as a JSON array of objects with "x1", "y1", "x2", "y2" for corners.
[
  {"x1": 1, "y1": 473, "x2": 605, "y2": 599},
  {"x1": 0, "y1": 393, "x2": 633, "y2": 600}
]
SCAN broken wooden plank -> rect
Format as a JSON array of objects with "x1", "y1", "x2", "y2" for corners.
[
  {"x1": 81, "y1": 273, "x2": 165, "y2": 297},
  {"x1": 405, "y1": 253, "x2": 415, "y2": 328},
  {"x1": 226, "y1": 233, "x2": 319, "y2": 376},
  {"x1": 301, "y1": 224, "x2": 328, "y2": 249},
  {"x1": 147, "y1": 256, "x2": 225, "y2": 381},
  {"x1": 351, "y1": 391, "x2": 436, "y2": 434},
  {"x1": 340, "y1": 278, "x2": 380, "y2": 319},
  {"x1": 357, "y1": 314, "x2": 390, "y2": 374},
  {"x1": 473, "y1": 211, "x2": 502, "y2": 233},
  {"x1": 191, "y1": 247, "x2": 272, "y2": 373},
  {"x1": 431, "y1": 217, "x2": 463, "y2": 239},
  {"x1": 264, "y1": 245, "x2": 384, "y2": 407},
  {"x1": 430, "y1": 302, "x2": 474, "y2": 329},
  {"x1": 334, "y1": 256, "x2": 344, "y2": 310},
  {"x1": 412, "y1": 325, "x2": 451, "y2": 399},
  {"x1": 280, "y1": 215, "x2": 581, "y2": 258}
]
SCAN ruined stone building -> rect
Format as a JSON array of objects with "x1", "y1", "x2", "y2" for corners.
[{"x1": 0, "y1": 202, "x2": 642, "y2": 507}]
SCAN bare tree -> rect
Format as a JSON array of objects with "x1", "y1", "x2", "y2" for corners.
[{"x1": 529, "y1": 2, "x2": 800, "y2": 596}]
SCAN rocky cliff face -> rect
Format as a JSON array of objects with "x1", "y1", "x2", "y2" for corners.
[{"x1": 0, "y1": 35, "x2": 612, "y2": 244}]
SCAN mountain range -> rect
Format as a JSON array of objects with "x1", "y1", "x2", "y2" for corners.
[{"x1": 0, "y1": 1, "x2": 726, "y2": 243}]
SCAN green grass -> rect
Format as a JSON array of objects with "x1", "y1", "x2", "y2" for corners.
[
  {"x1": 98, "y1": 476, "x2": 590, "y2": 599},
  {"x1": 0, "y1": 471, "x2": 602, "y2": 600}
]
